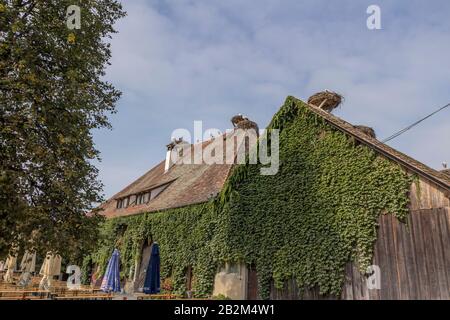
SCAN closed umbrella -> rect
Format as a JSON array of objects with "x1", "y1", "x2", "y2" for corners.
[
  {"x1": 39, "y1": 252, "x2": 54, "y2": 290},
  {"x1": 3, "y1": 254, "x2": 17, "y2": 283},
  {"x1": 2, "y1": 256, "x2": 10, "y2": 274},
  {"x1": 20, "y1": 251, "x2": 28, "y2": 270},
  {"x1": 51, "y1": 254, "x2": 62, "y2": 277},
  {"x1": 18, "y1": 251, "x2": 36, "y2": 287},
  {"x1": 20, "y1": 251, "x2": 36, "y2": 273},
  {"x1": 100, "y1": 249, "x2": 121, "y2": 293},
  {"x1": 143, "y1": 243, "x2": 160, "y2": 294},
  {"x1": 29, "y1": 252, "x2": 36, "y2": 273}
]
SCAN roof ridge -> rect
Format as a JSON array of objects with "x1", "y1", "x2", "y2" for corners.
[
  {"x1": 289, "y1": 96, "x2": 450, "y2": 191},
  {"x1": 106, "y1": 159, "x2": 166, "y2": 202}
]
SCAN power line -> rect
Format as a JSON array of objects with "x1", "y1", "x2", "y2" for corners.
[{"x1": 382, "y1": 102, "x2": 450, "y2": 143}]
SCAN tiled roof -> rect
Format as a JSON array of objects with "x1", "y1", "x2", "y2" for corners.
[
  {"x1": 99, "y1": 96, "x2": 449, "y2": 219},
  {"x1": 296, "y1": 96, "x2": 450, "y2": 191},
  {"x1": 99, "y1": 134, "x2": 238, "y2": 218}
]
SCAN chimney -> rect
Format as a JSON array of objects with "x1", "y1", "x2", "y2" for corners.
[{"x1": 165, "y1": 137, "x2": 184, "y2": 173}]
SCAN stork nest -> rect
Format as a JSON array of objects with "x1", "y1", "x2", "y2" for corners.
[
  {"x1": 307, "y1": 91, "x2": 343, "y2": 112},
  {"x1": 166, "y1": 137, "x2": 184, "y2": 150},
  {"x1": 354, "y1": 125, "x2": 376, "y2": 138},
  {"x1": 236, "y1": 119, "x2": 259, "y2": 133},
  {"x1": 231, "y1": 114, "x2": 245, "y2": 127}
]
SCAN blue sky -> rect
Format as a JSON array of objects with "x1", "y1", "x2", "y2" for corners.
[{"x1": 94, "y1": 0, "x2": 450, "y2": 198}]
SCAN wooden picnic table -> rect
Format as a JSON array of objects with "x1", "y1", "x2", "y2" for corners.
[
  {"x1": 0, "y1": 296, "x2": 46, "y2": 300},
  {"x1": 50, "y1": 287, "x2": 103, "y2": 295},
  {"x1": 0, "y1": 290, "x2": 50, "y2": 299},
  {"x1": 0, "y1": 287, "x2": 41, "y2": 291},
  {"x1": 135, "y1": 293, "x2": 183, "y2": 300},
  {"x1": 53, "y1": 294, "x2": 113, "y2": 300}
]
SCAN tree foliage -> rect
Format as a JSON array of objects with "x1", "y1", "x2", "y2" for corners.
[{"x1": 0, "y1": 0, "x2": 125, "y2": 261}]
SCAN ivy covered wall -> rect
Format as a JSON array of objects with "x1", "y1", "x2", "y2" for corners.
[
  {"x1": 91, "y1": 202, "x2": 218, "y2": 296},
  {"x1": 91, "y1": 96, "x2": 411, "y2": 299}
]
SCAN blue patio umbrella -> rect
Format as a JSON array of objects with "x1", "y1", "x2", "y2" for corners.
[
  {"x1": 100, "y1": 248, "x2": 121, "y2": 293},
  {"x1": 143, "y1": 243, "x2": 160, "y2": 294}
]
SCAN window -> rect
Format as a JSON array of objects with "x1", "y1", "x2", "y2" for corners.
[
  {"x1": 219, "y1": 262, "x2": 240, "y2": 275},
  {"x1": 136, "y1": 192, "x2": 150, "y2": 205},
  {"x1": 116, "y1": 183, "x2": 171, "y2": 210},
  {"x1": 228, "y1": 264, "x2": 239, "y2": 274},
  {"x1": 150, "y1": 183, "x2": 170, "y2": 200},
  {"x1": 129, "y1": 195, "x2": 136, "y2": 206},
  {"x1": 117, "y1": 197, "x2": 129, "y2": 209}
]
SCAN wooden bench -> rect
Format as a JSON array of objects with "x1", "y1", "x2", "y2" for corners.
[
  {"x1": 53, "y1": 294, "x2": 113, "y2": 300},
  {"x1": 0, "y1": 290, "x2": 50, "y2": 299},
  {"x1": 50, "y1": 288, "x2": 103, "y2": 296},
  {"x1": 136, "y1": 293, "x2": 182, "y2": 300},
  {"x1": 0, "y1": 295, "x2": 47, "y2": 300}
]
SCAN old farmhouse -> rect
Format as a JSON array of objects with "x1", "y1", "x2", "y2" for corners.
[{"x1": 93, "y1": 96, "x2": 450, "y2": 300}]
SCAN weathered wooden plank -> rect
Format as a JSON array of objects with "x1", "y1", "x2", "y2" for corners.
[
  {"x1": 342, "y1": 262, "x2": 354, "y2": 300},
  {"x1": 419, "y1": 210, "x2": 441, "y2": 299},
  {"x1": 409, "y1": 182, "x2": 419, "y2": 211},
  {"x1": 351, "y1": 262, "x2": 362, "y2": 300},
  {"x1": 291, "y1": 279, "x2": 296, "y2": 300},
  {"x1": 439, "y1": 208, "x2": 450, "y2": 288},
  {"x1": 358, "y1": 263, "x2": 370, "y2": 300},
  {"x1": 368, "y1": 238, "x2": 381, "y2": 300},
  {"x1": 392, "y1": 214, "x2": 411, "y2": 299},
  {"x1": 424, "y1": 181, "x2": 432, "y2": 208},
  {"x1": 376, "y1": 216, "x2": 390, "y2": 300},
  {"x1": 401, "y1": 213, "x2": 420, "y2": 299},
  {"x1": 286, "y1": 278, "x2": 296, "y2": 300},
  {"x1": 382, "y1": 214, "x2": 399, "y2": 299},
  {"x1": 434, "y1": 208, "x2": 450, "y2": 299},
  {"x1": 410, "y1": 210, "x2": 430, "y2": 299}
]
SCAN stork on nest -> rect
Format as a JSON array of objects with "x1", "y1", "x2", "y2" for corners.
[
  {"x1": 236, "y1": 119, "x2": 259, "y2": 132},
  {"x1": 230, "y1": 114, "x2": 259, "y2": 135},
  {"x1": 166, "y1": 137, "x2": 184, "y2": 150},
  {"x1": 354, "y1": 125, "x2": 376, "y2": 139},
  {"x1": 231, "y1": 114, "x2": 244, "y2": 127},
  {"x1": 307, "y1": 90, "x2": 343, "y2": 112}
]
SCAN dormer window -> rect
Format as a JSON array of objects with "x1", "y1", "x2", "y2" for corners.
[
  {"x1": 116, "y1": 197, "x2": 128, "y2": 209},
  {"x1": 136, "y1": 192, "x2": 150, "y2": 205},
  {"x1": 115, "y1": 182, "x2": 172, "y2": 210}
]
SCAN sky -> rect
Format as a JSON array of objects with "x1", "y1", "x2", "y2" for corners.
[{"x1": 93, "y1": 0, "x2": 450, "y2": 198}]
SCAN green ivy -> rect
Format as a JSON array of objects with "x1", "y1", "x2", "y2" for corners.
[
  {"x1": 92, "y1": 202, "x2": 218, "y2": 297},
  {"x1": 92, "y1": 96, "x2": 411, "y2": 299}
]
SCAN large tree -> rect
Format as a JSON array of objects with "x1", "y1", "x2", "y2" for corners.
[{"x1": 0, "y1": 0, "x2": 125, "y2": 261}]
